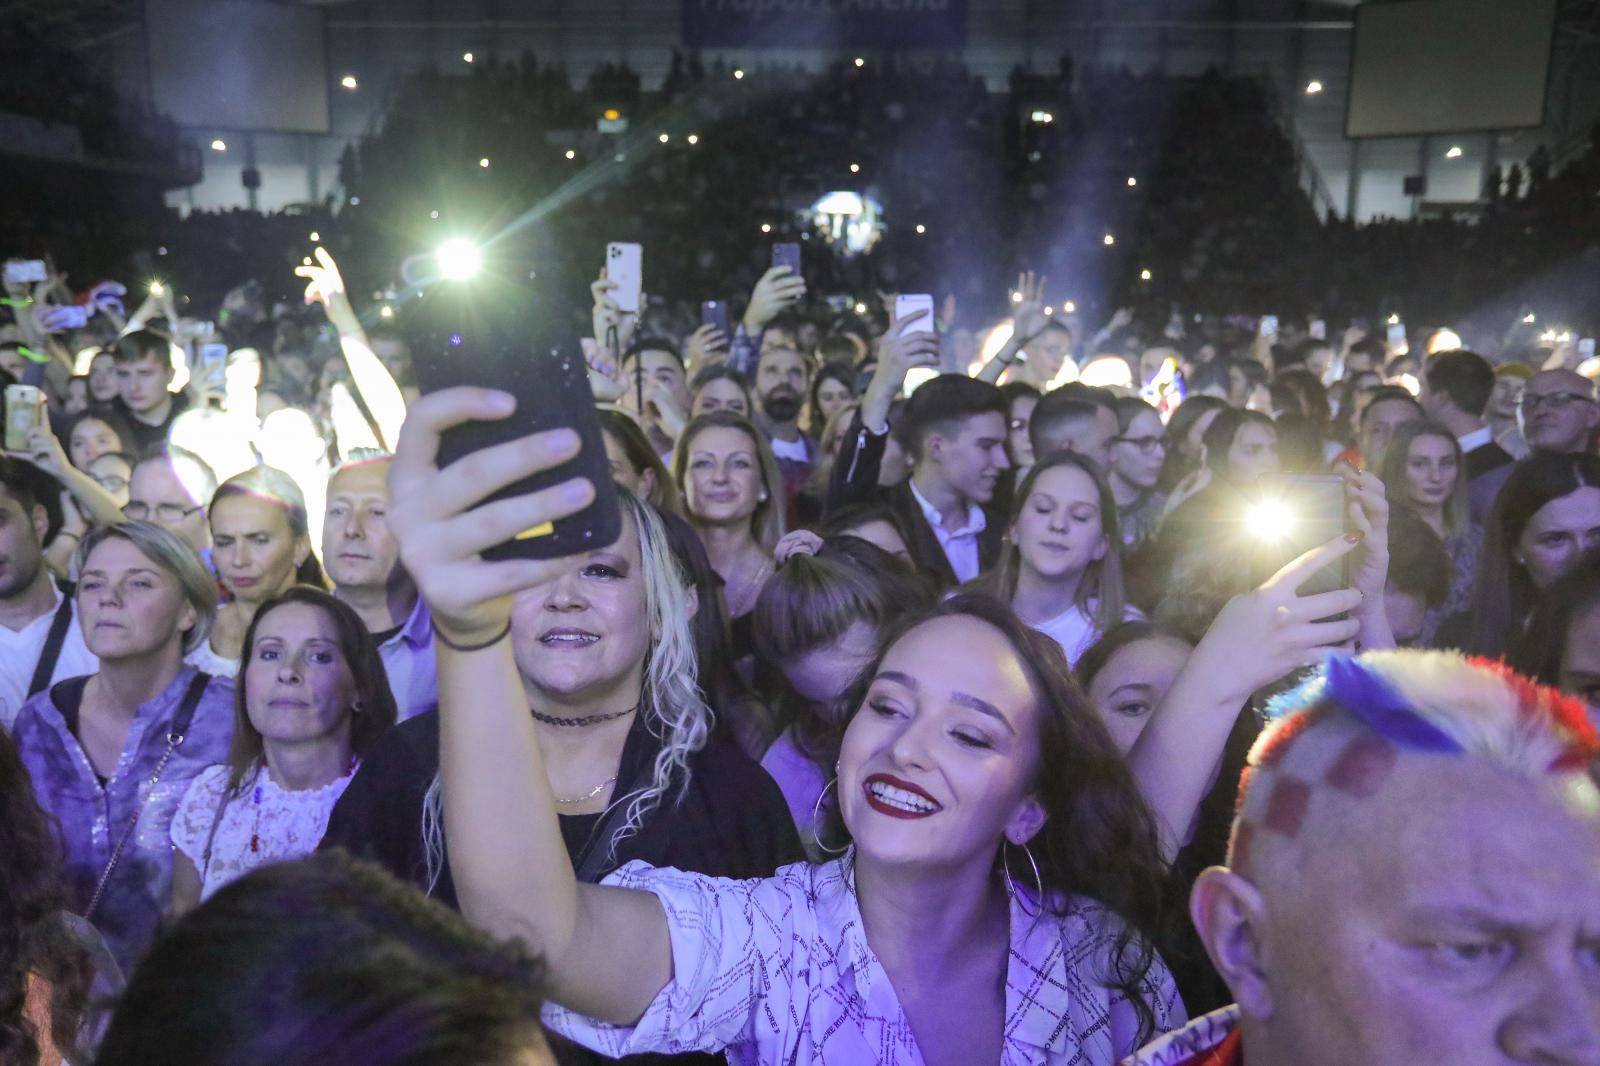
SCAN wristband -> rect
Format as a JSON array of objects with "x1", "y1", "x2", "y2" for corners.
[{"x1": 432, "y1": 620, "x2": 511, "y2": 652}]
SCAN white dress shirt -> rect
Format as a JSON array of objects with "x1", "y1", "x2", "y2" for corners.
[{"x1": 908, "y1": 478, "x2": 986, "y2": 583}]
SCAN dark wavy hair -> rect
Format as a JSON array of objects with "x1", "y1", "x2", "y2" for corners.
[
  {"x1": 837, "y1": 593, "x2": 1169, "y2": 1041},
  {"x1": 0, "y1": 730, "x2": 90, "y2": 1066},
  {"x1": 1467, "y1": 453, "x2": 1600, "y2": 657},
  {"x1": 93, "y1": 852, "x2": 549, "y2": 1066},
  {"x1": 1510, "y1": 548, "x2": 1600, "y2": 686},
  {"x1": 806, "y1": 361, "x2": 854, "y2": 438},
  {"x1": 227, "y1": 587, "x2": 398, "y2": 791}
]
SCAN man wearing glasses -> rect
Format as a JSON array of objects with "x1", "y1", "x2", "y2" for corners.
[
  {"x1": 123, "y1": 449, "x2": 217, "y2": 561},
  {"x1": 1519, "y1": 369, "x2": 1599, "y2": 457}
]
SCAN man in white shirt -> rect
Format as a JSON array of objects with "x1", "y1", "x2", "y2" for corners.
[
  {"x1": 322, "y1": 452, "x2": 435, "y2": 720},
  {"x1": 0, "y1": 459, "x2": 97, "y2": 730},
  {"x1": 829, "y1": 351, "x2": 1009, "y2": 587}
]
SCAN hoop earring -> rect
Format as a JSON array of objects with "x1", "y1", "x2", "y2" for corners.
[
  {"x1": 1002, "y1": 840, "x2": 1043, "y2": 917},
  {"x1": 811, "y1": 777, "x2": 848, "y2": 856}
]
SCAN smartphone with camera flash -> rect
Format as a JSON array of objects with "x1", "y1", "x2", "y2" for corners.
[{"x1": 1248, "y1": 474, "x2": 1349, "y2": 598}]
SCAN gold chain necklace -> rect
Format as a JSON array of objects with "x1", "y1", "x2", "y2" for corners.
[{"x1": 555, "y1": 775, "x2": 618, "y2": 805}]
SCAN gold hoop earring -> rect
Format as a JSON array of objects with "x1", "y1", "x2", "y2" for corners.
[
  {"x1": 811, "y1": 777, "x2": 848, "y2": 856},
  {"x1": 1002, "y1": 840, "x2": 1043, "y2": 917}
]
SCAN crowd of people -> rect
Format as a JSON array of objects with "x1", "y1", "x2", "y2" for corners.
[{"x1": 0, "y1": 196, "x2": 1596, "y2": 1065}]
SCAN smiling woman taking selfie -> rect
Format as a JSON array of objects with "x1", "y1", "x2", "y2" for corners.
[{"x1": 385, "y1": 388, "x2": 1183, "y2": 1066}]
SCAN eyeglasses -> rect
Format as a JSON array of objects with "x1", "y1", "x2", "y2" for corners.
[
  {"x1": 95, "y1": 475, "x2": 129, "y2": 493},
  {"x1": 1518, "y1": 391, "x2": 1594, "y2": 413},
  {"x1": 1115, "y1": 435, "x2": 1166, "y2": 453},
  {"x1": 122, "y1": 500, "x2": 204, "y2": 524}
]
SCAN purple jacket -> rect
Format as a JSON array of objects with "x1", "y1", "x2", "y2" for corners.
[{"x1": 13, "y1": 666, "x2": 235, "y2": 972}]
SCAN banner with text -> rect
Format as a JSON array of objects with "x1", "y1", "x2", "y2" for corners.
[{"x1": 682, "y1": 0, "x2": 967, "y2": 49}]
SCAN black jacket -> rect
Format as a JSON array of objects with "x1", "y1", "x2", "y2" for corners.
[{"x1": 826, "y1": 409, "x2": 1005, "y2": 586}]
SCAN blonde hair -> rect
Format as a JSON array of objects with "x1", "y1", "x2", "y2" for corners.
[
  {"x1": 672, "y1": 412, "x2": 786, "y2": 553},
  {"x1": 422, "y1": 492, "x2": 711, "y2": 890}
]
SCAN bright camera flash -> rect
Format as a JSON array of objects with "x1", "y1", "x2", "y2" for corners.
[
  {"x1": 1103, "y1": 233, "x2": 1116, "y2": 246},
  {"x1": 1247, "y1": 499, "x2": 1296, "y2": 540},
  {"x1": 435, "y1": 237, "x2": 483, "y2": 281}
]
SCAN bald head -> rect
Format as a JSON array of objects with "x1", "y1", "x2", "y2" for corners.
[
  {"x1": 1191, "y1": 653, "x2": 1600, "y2": 1066},
  {"x1": 1522, "y1": 369, "x2": 1599, "y2": 456}
]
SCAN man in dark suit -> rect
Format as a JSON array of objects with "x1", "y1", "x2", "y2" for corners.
[
  {"x1": 827, "y1": 323, "x2": 1009, "y2": 587},
  {"x1": 1423, "y1": 350, "x2": 1515, "y2": 522}
]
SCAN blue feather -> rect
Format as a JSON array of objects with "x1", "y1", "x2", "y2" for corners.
[{"x1": 1323, "y1": 656, "x2": 1465, "y2": 754}]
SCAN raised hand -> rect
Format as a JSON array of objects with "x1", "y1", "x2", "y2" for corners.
[
  {"x1": 683, "y1": 323, "x2": 728, "y2": 372},
  {"x1": 590, "y1": 273, "x2": 638, "y2": 356},
  {"x1": 743, "y1": 266, "x2": 806, "y2": 333},
  {"x1": 387, "y1": 387, "x2": 596, "y2": 645},
  {"x1": 295, "y1": 248, "x2": 358, "y2": 333},
  {"x1": 1011, "y1": 271, "x2": 1049, "y2": 343},
  {"x1": 581, "y1": 337, "x2": 627, "y2": 405},
  {"x1": 1190, "y1": 532, "x2": 1365, "y2": 703}
]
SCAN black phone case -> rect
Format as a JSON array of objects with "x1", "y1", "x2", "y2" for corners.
[
  {"x1": 701, "y1": 301, "x2": 730, "y2": 336},
  {"x1": 411, "y1": 342, "x2": 622, "y2": 562}
]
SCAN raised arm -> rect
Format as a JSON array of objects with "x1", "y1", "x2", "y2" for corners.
[
  {"x1": 387, "y1": 388, "x2": 672, "y2": 1024},
  {"x1": 1129, "y1": 534, "x2": 1364, "y2": 863},
  {"x1": 297, "y1": 248, "x2": 406, "y2": 450},
  {"x1": 975, "y1": 271, "x2": 1047, "y2": 383}
]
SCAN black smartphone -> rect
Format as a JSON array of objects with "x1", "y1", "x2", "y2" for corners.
[
  {"x1": 410, "y1": 316, "x2": 621, "y2": 563},
  {"x1": 1248, "y1": 474, "x2": 1349, "y2": 597},
  {"x1": 701, "y1": 299, "x2": 730, "y2": 336},
  {"x1": 771, "y1": 243, "x2": 801, "y2": 277}
]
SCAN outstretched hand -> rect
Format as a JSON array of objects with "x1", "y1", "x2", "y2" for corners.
[
  {"x1": 296, "y1": 248, "x2": 358, "y2": 333},
  {"x1": 1188, "y1": 532, "x2": 1366, "y2": 705},
  {"x1": 388, "y1": 388, "x2": 596, "y2": 645}
]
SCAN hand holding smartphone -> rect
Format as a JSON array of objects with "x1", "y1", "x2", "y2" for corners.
[
  {"x1": 700, "y1": 300, "x2": 730, "y2": 337},
  {"x1": 411, "y1": 331, "x2": 621, "y2": 562},
  {"x1": 5, "y1": 385, "x2": 44, "y2": 453},
  {"x1": 605, "y1": 243, "x2": 643, "y2": 315},
  {"x1": 1247, "y1": 474, "x2": 1350, "y2": 597},
  {"x1": 770, "y1": 243, "x2": 802, "y2": 278}
]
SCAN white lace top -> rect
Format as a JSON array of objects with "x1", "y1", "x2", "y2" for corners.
[
  {"x1": 170, "y1": 761, "x2": 357, "y2": 901},
  {"x1": 184, "y1": 640, "x2": 240, "y2": 679}
]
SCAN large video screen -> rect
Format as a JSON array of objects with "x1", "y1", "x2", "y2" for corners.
[
  {"x1": 1346, "y1": 0, "x2": 1557, "y2": 138},
  {"x1": 146, "y1": 0, "x2": 330, "y2": 134}
]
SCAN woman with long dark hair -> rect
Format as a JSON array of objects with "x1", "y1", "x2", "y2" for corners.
[
  {"x1": 0, "y1": 728, "x2": 96, "y2": 1066},
  {"x1": 170, "y1": 588, "x2": 398, "y2": 913},
  {"x1": 385, "y1": 389, "x2": 1185, "y2": 1064},
  {"x1": 1446, "y1": 453, "x2": 1600, "y2": 656},
  {"x1": 1378, "y1": 420, "x2": 1479, "y2": 643}
]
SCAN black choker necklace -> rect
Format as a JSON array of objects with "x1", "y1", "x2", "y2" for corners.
[{"x1": 529, "y1": 704, "x2": 639, "y2": 728}]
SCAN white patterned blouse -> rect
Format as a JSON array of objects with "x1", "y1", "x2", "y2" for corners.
[{"x1": 545, "y1": 852, "x2": 1185, "y2": 1065}]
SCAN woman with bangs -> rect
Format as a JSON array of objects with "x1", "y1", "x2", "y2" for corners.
[
  {"x1": 979, "y1": 450, "x2": 1137, "y2": 667},
  {"x1": 383, "y1": 387, "x2": 1185, "y2": 1066},
  {"x1": 320, "y1": 489, "x2": 800, "y2": 909}
]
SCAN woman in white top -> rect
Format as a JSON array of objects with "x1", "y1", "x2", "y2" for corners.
[
  {"x1": 386, "y1": 388, "x2": 1183, "y2": 1066},
  {"x1": 979, "y1": 451, "x2": 1136, "y2": 666},
  {"x1": 169, "y1": 587, "x2": 396, "y2": 912},
  {"x1": 192, "y1": 466, "x2": 324, "y2": 676}
]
